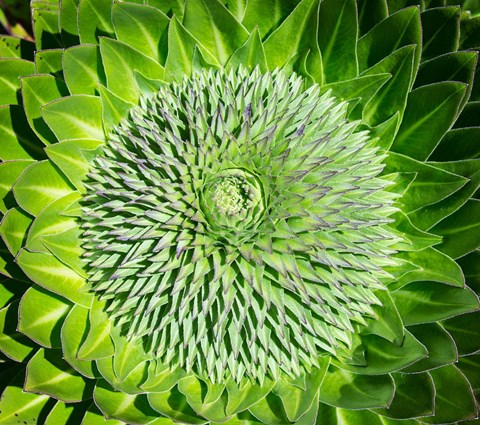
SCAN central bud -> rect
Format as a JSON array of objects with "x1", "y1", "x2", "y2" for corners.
[{"x1": 200, "y1": 168, "x2": 264, "y2": 236}]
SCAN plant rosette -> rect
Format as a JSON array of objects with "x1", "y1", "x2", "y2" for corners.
[{"x1": 0, "y1": 1, "x2": 480, "y2": 424}]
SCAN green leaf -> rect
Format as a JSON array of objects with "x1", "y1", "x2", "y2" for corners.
[
  {"x1": 45, "y1": 400, "x2": 91, "y2": 425},
  {"x1": 13, "y1": 160, "x2": 74, "y2": 216},
  {"x1": 226, "y1": 27, "x2": 268, "y2": 72},
  {"x1": 248, "y1": 392, "x2": 290, "y2": 425},
  {"x1": 0, "y1": 36, "x2": 34, "y2": 60},
  {"x1": 99, "y1": 85, "x2": 136, "y2": 133},
  {"x1": 0, "y1": 208, "x2": 33, "y2": 256},
  {"x1": 77, "y1": 299, "x2": 114, "y2": 361},
  {"x1": 362, "y1": 45, "x2": 415, "y2": 126},
  {"x1": 18, "y1": 286, "x2": 71, "y2": 349},
  {"x1": 263, "y1": 0, "x2": 323, "y2": 83},
  {"x1": 78, "y1": 0, "x2": 115, "y2": 44},
  {"x1": 455, "y1": 101, "x2": 480, "y2": 128},
  {"x1": 384, "y1": 152, "x2": 467, "y2": 213},
  {"x1": 421, "y1": 6, "x2": 461, "y2": 60},
  {"x1": 35, "y1": 49, "x2": 64, "y2": 79},
  {"x1": 432, "y1": 127, "x2": 480, "y2": 161},
  {"x1": 442, "y1": 311, "x2": 480, "y2": 356},
  {"x1": 112, "y1": 333, "x2": 149, "y2": 382},
  {"x1": 0, "y1": 373, "x2": 53, "y2": 425},
  {"x1": 21, "y1": 75, "x2": 69, "y2": 145},
  {"x1": 403, "y1": 323, "x2": 457, "y2": 372},
  {"x1": 63, "y1": 45, "x2": 106, "y2": 96},
  {"x1": 100, "y1": 37, "x2": 165, "y2": 103},
  {"x1": 391, "y1": 82, "x2": 467, "y2": 161},
  {"x1": 148, "y1": 386, "x2": 208, "y2": 424},
  {"x1": 112, "y1": 2, "x2": 169, "y2": 62},
  {"x1": 183, "y1": 0, "x2": 248, "y2": 65},
  {"x1": 59, "y1": 0, "x2": 80, "y2": 46},
  {"x1": 0, "y1": 105, "x2": 45, "y2": 161},
  {"x1": 0, "y1": 59, "x2": 35, "y2": 106},
  {"x1": 391, "y1": 246, "x2": 465, "y2": 290},
  {"x1": 458, "y1": 251, "x2": 480, "y2": 295},
  {"x1": 16, "y1": 249, "x2": 91, "y2": 307},
  {"x1": 363, "y1": 290, "x2": 404, "y2": 344},
  {"x1": 422, "y1": 365, "x2": 478, "y2": 423},
  {"x1": 318, "y1": 365, "x2": 395, "y2": 409},
  {"x1": 390, "y1": 211, "x2": 441, "y2": 251},
  {"x1": 0, "y1": 300, "x2": 36, "y2": 362},
  {"x1": 32, "y1": 6, "x2": 62, "y2": 50},
  {"x1": 373, "y1": 372, "x2": 434, "y2": 419},
  {"x1": 431, "y1": 199, "x2": 480, "y2": 259},
  {"x1": 392, "y1": 281, "x2": 480, "y2": 326},
  {"x1": 61, "y1": 305, "x2": 98, "y2": 379},
  {"x1": 81, "y1": 403, "x2": 124, "y2": 425},
  {"x1": 333, "y1": 331, "x2": 427, "y2": 374},
  {"x1": 357, "y1": 0, "x2": 388, "y2": 35},
  {"x1": 458, "y1": 354, "x2": 480, "y2": 391},
  {"x1": 42, "y1": 94, "x2": 105, "y2": 141},
  {"x1": 318, "y1": 0, "x2": 358, "y2": 83},
  {"x1": 46, "y1": 138, "x2": 104, "y2": 192},
  {"x1": 96, "y1": 355, "x2": 148, "y2": 394},
  {"x1": 226, "y1": 377, "x2": 275, "y2": 416},
  {"x1": 357, "y1": 6, "x2": 421, "y2": 74},
  {"x1": 25, "y1": 348, "x2": 93, "y2": 403}
]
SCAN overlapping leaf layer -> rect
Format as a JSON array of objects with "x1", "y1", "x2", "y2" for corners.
[{"x1": 0, "y1": 0, "x2": 480, "y2": 424}]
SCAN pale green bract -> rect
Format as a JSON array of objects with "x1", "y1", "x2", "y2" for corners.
[{"x1": 0, "y1": 1, "x2": 479, "y2": 424}]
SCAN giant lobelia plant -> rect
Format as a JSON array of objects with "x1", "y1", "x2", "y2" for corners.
[{"x1": 1, "y1": 0, "x2": 480, "y2": 424}]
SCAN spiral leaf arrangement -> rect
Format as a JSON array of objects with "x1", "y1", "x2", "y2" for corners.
[{"x1": 0, "y1": 1, "x2": 480, "y2": 424}]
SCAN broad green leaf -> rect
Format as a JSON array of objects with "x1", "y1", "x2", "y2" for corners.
[
  {"x1": 392, "y1": 281, "x2": 480, "y2": 326},
  {"x1": 0, "y1": 239, "x2": 29, "y2": 282},
  {"x1": 384, "y1": 152, "x2": 467, "y2": 213},
  {"x1": 414, "y1": 51, "x2": 477, "y2": 111},
  {"x1": 63, "y1": 45, "x2": 106, "y2": 96},
  {"x1": 183, "y1": 0, "x2": 248, "y2": 65},
  {"x1": 391, "y1": 82, "x2": 467, "y2": 160},
  {"x1": 0, "y1": 36, "x2": 34, "y2": 60},
  {"x1": 148, "y1": 386, "x2": 208, "y2": 424},
  {"x1": 164, "y1": 17, "x2": 218, "y2": 81},
  {"x1": 442, "y1": 311, "x2": 480, "y2": 356},
  {"x1": 81, "y1": 403, "x2": 124, "y2": 425},
  {"x1": 333, "y1": 331, "x2": 427, "y2": 374},
  {"x1": 263, "y1": 0, "x2": 323, "y2": 83},
  {"x1": 99, "y1": 85, "x2": 136, "y2": 133},
  {"x1": 0, "y1": 300, "x2": 36, "y2": 362},
  {"x1": 318, "y1": 0, "x2": 358, "y2": 83},
  {"x1": 248, "y1": 392, "x2": 290, "y2": 425},
  {"x1": 460, "y1": 14, "x2": 480, "y2": 49},
  {"x1": 403, "y1": 323, "x2": 457, "y2": 373},
  {"x1": 0, "y1": 373, "x2": 53, "y2": 425},
  {"x1": 25, "y1": 348, "x2": 93, "y2": 403},
  {"x1": 357, "y1": 0, "x2": 388, "y2": 35},
  {"x1": 431, "y1": 199, "x2": 480, "y2": 259},
  {"x1": 46, "y1": 138, "x2": 104, "y2": 192},
  {"x1": 421, "y1": 6, "x2": 460, "y2": 60},
  {"x1": 272, "y1": 358, "x2": 328, "y2": 422},
  {"x1": 455, "y1": 101, "x2": 480, "y2": 128},
  {"x1": 226, "y1": 377, "x2": 275, "y2": 415},
  {"x1": 112, "y1": 2, "x2": 169, "y2": 62},
  {"x1": 458, "y1": 354, "x2": 480, "y2": 391},
  {"x1": 42, "y1": 94, "x2": 105, "y2": 141},
  {"x1": 390, "y1": 211, "x2": 441, "y2": 251},
  {"x1": 35, "y1": 49, "x2": 64, "y2": 79},
  {"x1": 432, "y1": 127, "x2": 480, "y2": 161},
  {"x1": 422, "y1": 365, "x2": 478, "y2": 423},
  {"x1": 363, "y1": 290, "x2": 404, "y2": 344},
  {"x1": 95, "y1": 379, "x2": 167, "y2": 424},
  {"x1": 78, "y1": 0, "x2": 115, "y2": 44},
  {"x1": 373, "y1": 372, "x2": 434, "y2": 419},
  {"x1": 45, "y1": 400, "x2": 90, "y2": 425},
  {"x1": 390, "y1": 246, "x2": 465, "y2": 290},
  {"x1": 112, "y1": 332, "x2": 150, "y2": 382},
  {"x1": 61, "y1": 305, "x2": 98, "y2": 379},
  {"x1": 32, "y1": 6, "x2": 62, "y2": 50},
  {"x1": 0, "y1": 105, "x2": 45, "y2": 161},
  {"x1": 357, "y1": 6, "x2": 421, "y2": 74},
  {"x1": 242, "y1": 0, "x2": 299, "y2": 38},
  {"x1": 18, "y1": 285, "x2": 72, "y2": 348},
  {"x1": 13, "y1": 160, "x2": 74, "y2": 216},
  {"x1": 226, "y1": 27, "x2": 268, "y2": 72},
  {"x1": 177, "y1": 376, "x2": 228, "y2": 422},
  {"x1": 59, "y1": 0, "x2": 80, "y2": 46},
  {"x1": 96, "y1": 355, "x2": 148, "y2": 394},
  {"x1": 16, "y1": 249, "x2": 91, "y2": 307},
  {"x1": 77, "y1": 299, "x2": 114, "y2": 360},
  {"x1": 362, "y1": 46, "x2": 415, "y2": 126},
  {"x1": 0, "y1": 59, "x2": 35, "y2": 106},
  {"x1": 458, "y1": 250, "x2": 480, "y2": 295},
  {"x1": 140, "y1": 361, "x2": 187, "y2": 393},
  {"x1": 0, "y1": 208, "x2": 32, "y2": 255},
  {"x1": 21, "y1": 74, "x2": 68, "y2": 145},
  {"x1": 318, "y1": 365, "x2": 395, "y2": 409},
  {"x1": 100, "y1": 37, "x2": 165, "y2": 103},
  {"x1": 0, "y1": 277, "x2": 24, "y2": 309},
  {"x1": 408, "y1": 159, "x2": 480, "y2": 230}
]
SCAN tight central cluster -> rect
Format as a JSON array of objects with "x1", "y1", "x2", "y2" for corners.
[{"x1": 82, "y1": 67, "x2": 400, "y2": 382}]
